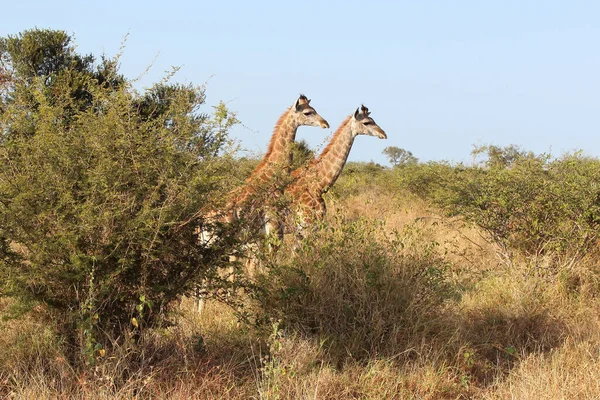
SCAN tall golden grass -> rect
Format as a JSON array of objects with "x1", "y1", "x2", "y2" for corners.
[{"x1": 2, "y1": 182, "x2": 600, "y2": 399}]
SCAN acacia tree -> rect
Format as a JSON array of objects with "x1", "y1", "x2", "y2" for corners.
[
  {"x1": 383, "y1": 146, "x2": 418, "y2": 167},
  {"x1": 471, "y1": 144, "x2": 535, "y2": 169},
  {"x1": 0, "y1": 29, "x2": 240, "y2": 361}
]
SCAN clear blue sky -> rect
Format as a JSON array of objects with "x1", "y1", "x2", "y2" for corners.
[{"x1": 3, "y1": 1, "x2": 599, "y2": 165}]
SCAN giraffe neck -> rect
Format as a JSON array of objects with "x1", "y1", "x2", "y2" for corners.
[
  {"x1": 231, "y1": 108, "x2": 299, "y2": 209},
  {"x1": 310, "y1": 115, "x2": 354, "y2": 193},
  {"x1": 250, "y1": 107, "x2": 298, "y2": 181}
]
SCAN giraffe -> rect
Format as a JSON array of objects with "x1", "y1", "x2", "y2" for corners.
[
  {"x1": 284, "y1": 105, "x2": 386, "y2": 234},
  {"x1": 195, "y1": 94, "x2": 329, "y2": 312},
  {"x1": 226, "y1": 94, "x2": 330, "y2": 239}
]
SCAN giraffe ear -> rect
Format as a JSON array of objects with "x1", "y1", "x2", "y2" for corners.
[{"x1": 354, "y1": 107, "x2": 361, "y2": 119}]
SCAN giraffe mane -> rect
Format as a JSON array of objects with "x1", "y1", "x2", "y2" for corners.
[
  {"x1": 316, "y1": 115, "x2": 352, "y2": 161},
  {"x1": 251, "y1": 107, "x2": 292, "y2": 175}
]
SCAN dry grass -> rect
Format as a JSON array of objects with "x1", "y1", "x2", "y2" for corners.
[
  {"x1": 485, "y1": 339, "x2": 600, "y2": 399},
  {"x1": 3, "y1": 186, "x2": 600, "y2": 399}
]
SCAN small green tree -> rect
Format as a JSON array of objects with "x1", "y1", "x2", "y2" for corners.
[
  {"x1": 383, "y1": 146, "x2": 418, "y2": 167},
  {"x1": 471, "y1": 144, "x2": 534, "y2": 169},
  {"x1": 0, "y1": 29, "x2": 240, "y2": 361}
]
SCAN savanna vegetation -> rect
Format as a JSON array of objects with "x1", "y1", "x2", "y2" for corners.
[{"x1": 2, "y1": 29, "x2": 600, "y2": 399}]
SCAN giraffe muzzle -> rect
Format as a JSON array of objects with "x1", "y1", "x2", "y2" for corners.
[{"x1": 320, "y1": 119, "x2": 330, "y2": 129}]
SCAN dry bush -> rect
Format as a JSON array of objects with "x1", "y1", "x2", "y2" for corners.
[{"x1": 256, "y1": 215, "x2": 454, "y2": 363}]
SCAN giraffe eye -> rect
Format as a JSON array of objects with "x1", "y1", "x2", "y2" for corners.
[
  {"x1": 303, "y1": 110, "x2": 314, "y2": 116},
  {"x1": 363, "y1": 121, "x2": 373, "y2": 125}
]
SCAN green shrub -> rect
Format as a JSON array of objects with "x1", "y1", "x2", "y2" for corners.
[
  {"x1": 330, "y1": 161, "x2": 391, "y2": 200},
  {"x1": 0, "y1": 29, "x2": 240, "y2": 359},
  {"x1": 399, "y1": 148, "x2": 600, "y2": 261}
]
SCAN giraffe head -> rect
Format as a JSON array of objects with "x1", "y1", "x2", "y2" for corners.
[
  {"x1": 290, "y1": 94, "x2": 330, "y2": 129},
  {"x1": 350, "y1": 105, "x2": 387, "y2": 139}
]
